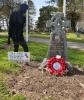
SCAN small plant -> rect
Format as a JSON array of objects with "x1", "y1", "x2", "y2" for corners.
[{"x1": 0, "y1": 81, "x2": 10, "y2": 95}]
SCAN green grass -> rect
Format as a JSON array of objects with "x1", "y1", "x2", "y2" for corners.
[
  {"x1": 0, "y1": 94, "x2": 26, "y2": 100},
  {"x1": 30, "y1": 32, "x2": 49, "y2": 39},
  {"x1": 66, "y1": 32, "x2": 84, "y2": 43},
  {"x1": 0, "y1": 36, "x2": 26, "y2": 100},
  {"x1": 0, "y1": 34, "x2": 84, "y2": 65},
  {"x1": 30, "y1": 32, "x2": 50, "y2": 39},
  {"x1": 0, "y1": 62, "x2": 21, "y2": 74},
  {"x1": 68, "y1": 48, "x2": 84, "y2": 66},
  {"x1": 29, "y1": 42, "x2": 48, "y2": 61},
  {"x1": 0, "y1": 32, "x2": 84, "y2": 43},
  {"x1": 29, "y1": 42, "x2": 84, "y2": 66},
  {"x1": 30, "y1": 32, "x2": 84, "y2": 43},
  {"x1": 0, "y1": 81, "x2": 10, "y2": 95}
]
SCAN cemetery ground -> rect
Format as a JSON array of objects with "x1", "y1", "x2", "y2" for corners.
[
  {"x1": 30, "y1": 32, "x2": 84, "y2": 43},
  {"x1": 0, "y1": 32, "x2": 84, "y2": 43},
  {"x1": 0, "y1": 34, "x2": 84, "y2": 100}
]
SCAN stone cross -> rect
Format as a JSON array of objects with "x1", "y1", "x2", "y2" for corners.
[{"x1": 47, "y1": 12, "x2": 68, "y2": 60}]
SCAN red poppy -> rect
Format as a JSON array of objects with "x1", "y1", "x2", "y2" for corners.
[{"x1": 47, "y1": 56, "x2": 67, "y2": 75}]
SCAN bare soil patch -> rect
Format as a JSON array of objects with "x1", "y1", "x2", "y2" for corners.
[{"x1": 8, "y1": 62, "x2": 84, "y2": 100}]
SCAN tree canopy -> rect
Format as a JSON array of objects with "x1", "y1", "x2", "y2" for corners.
[
  {"x1": 0, "y1": 0, "x2": 36, "y2": 31},
  {"x1": 46, "y1": 0, "x2": 84, "y2": 32},
  {"x1": 36, "y1": 6, "x2": 57, "y2": 32}
]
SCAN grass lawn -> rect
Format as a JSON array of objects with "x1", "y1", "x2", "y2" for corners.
[
  {"x1": 30, "y1": 32, "x2": 84, "y2": 43},
  {"x1": 0, "y1": 37, "x2": 26, "y2": 99},
  {"x1": 66, "y1": 32, "x2": 84, "y2": 43},
  {"x1": 30, "y1": 32, "x2": 50, "y2": 39},
  {"x1": 29, "y1": 42, "x2": 84, "y2": 66},
  {"x1": 0, "y1": 32, "x2": 84, "y2": 43},
  {"x1": 0, "y1": 34, "x2": 84, "y2": 99}
]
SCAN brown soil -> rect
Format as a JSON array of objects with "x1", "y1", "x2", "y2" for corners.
[{"x1": 8, "y1": 62, "x2": 84, "y2": 100}]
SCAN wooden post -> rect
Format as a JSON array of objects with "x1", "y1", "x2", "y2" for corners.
[
  {"x1": 26, "y1": 6, "x2": 29, "y2": 42},
  {"x1": 26, "y1": 0, "x2": 29, "y2": 42},
  {"x1": 63, "y1": 0, "x2": 68, "y2": 60},
  {"x1": 63, "y1": 0, "x2": 66, "y2": 17}
]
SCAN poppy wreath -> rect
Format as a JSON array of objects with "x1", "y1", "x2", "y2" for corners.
[{"x1": 47, "y1": 56, "x2": 67, "y2": 75}]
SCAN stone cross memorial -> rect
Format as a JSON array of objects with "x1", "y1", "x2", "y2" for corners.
[{"x1": 47, "y1": 12, "x2": 67, "y2": 60}]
